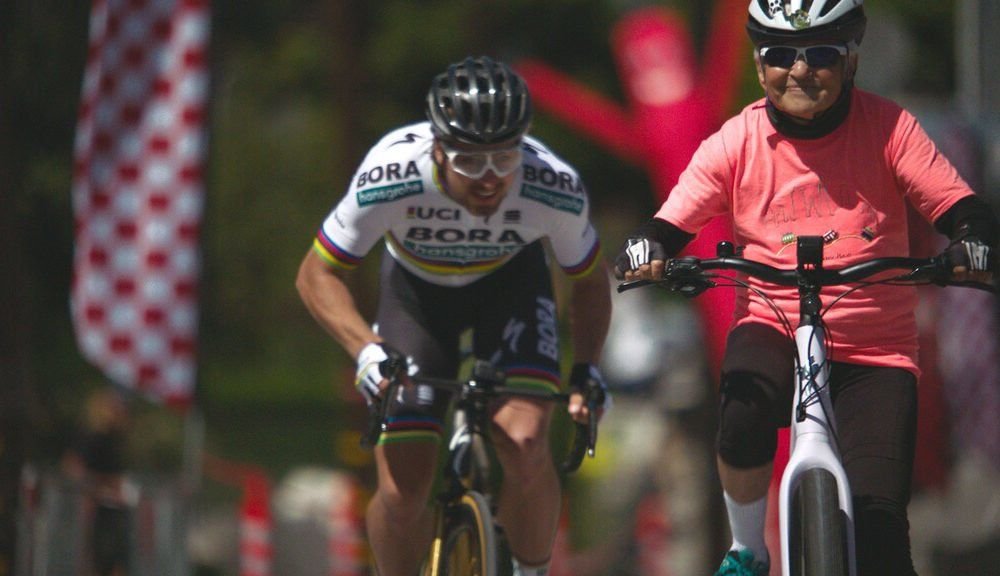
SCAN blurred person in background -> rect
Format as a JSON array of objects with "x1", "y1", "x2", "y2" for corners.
[
  {"x1": 614, "y1": 1, "x2": 997, "y2": 575},
  {"x1": 62, "y1": 387, "x2": 132, "y2": 576},
  {"x1": 589, "y1": 288, "x2": 716, "y2": 576},
  {"x1": 296, "y1": 56, "x2": 611, "y2": 576}
]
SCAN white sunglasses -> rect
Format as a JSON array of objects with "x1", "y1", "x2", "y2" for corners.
[{"x1": 440, "y1": 142, "x2": 523, "y2": 179}]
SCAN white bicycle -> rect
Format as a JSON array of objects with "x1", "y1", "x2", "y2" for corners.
[{"x1": 619, "y1": 235, "x2": 995, "y2": 576}]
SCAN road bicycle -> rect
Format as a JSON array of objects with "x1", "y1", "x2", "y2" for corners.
[
  {"x1": 361, "y1": 357, "x2": 603, "y2": 576},
  {"x1": 619, "y1": 235, "x2": 995, "y2": 576}
]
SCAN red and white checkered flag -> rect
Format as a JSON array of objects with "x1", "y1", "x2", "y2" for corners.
[{"x1": 71, "y1": 0, "x2": 211, "y2": 407}]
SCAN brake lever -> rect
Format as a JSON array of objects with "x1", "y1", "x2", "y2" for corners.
[
  {"x1": 360, "y1": 398, "x2": 385, "y2": 450},
  {"x1": 586, "y1": 402, "x2": 598, "y2": 458},
  {"x1": 617, "y1": 278, "x2": 657, "y2": 293},
  {"x1": 360, "y1": 352, "x2": 408, "y2": 450},
  {"x1": 560, "y1": 380, "x2": 602, "y2": 473},
  {"x1": 664, "y1": 258, "x2": 713, "y2": 297}
]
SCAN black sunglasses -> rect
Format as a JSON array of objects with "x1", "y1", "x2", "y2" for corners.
[{"x1": 759, "y1": 45, "x2": 848, "y2": 69}]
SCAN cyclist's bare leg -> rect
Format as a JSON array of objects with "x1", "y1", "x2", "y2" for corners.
[
  {"x1": 368, "y1": 441, "x2": 439, "y2": 576},
  {"x1": 491, "y1": 398, "x2": 560, "y2": 566},
  {"x1": 718, "y1": 457, "x2": 773, "y2": 563},
  {"x1": 718, "y1": 457, "x2": 772, "y2": 502}
]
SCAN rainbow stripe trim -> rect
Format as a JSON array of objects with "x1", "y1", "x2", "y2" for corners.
[
  {"x1": 376, "y1": 415, "x2": 444, "y2": 446},
  {"x1": 562, "y1": 241, "x2": 602, "y2": 279},
  {"x1": 385, "y1": 232, "x2": 515, "y2": 276},
  {"x1": 503, "y1": 365, "x2": 562, "y2": 394},
  {"x1": 313, "y1": 229, "x2": 362, "y2": 270}
]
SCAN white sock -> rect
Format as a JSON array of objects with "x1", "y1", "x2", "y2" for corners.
[
  {"x1": 511, "y1": 558, "x2": 550, "y2": 576},
  {"x1": 723, "y1": 491, "x2": 770, "y2": 564}
]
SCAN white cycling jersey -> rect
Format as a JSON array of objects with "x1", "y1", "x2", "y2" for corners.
[{"x1": 313, "y1": 122, "x2": 602, "y2": 287}]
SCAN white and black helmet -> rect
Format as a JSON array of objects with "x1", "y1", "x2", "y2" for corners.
[
  {"x1": 425, "y1": 56, "x2": 532, "y2": 145},
  {"x1": 747, "y1": 0, "x2": 867, "y2": 47}
]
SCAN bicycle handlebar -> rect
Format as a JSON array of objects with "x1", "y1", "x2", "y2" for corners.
[
  {"x1": 618, "y1": 241, "x2": 996, "y2": 295},
  {"x1": 360, "y1": 359, "x2": 599, "y2": 474}
]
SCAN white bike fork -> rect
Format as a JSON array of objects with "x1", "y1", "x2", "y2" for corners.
[{"x1": 778, "y1": 324, "x2": 857, "y2": 576}]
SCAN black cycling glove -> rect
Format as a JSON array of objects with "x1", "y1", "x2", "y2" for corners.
[
  {"x1": 613, "y1": 218, "x2": 694, "y2": 279},
  {"x1": 569, "y1": 363, "x2": 612, "y2": 418},
  {"x1": 946, "y1": 235, "x2": 993, "y2": 273},
  {"x1": 614, "y1": 237, "x2": 666, "y2": 278}
]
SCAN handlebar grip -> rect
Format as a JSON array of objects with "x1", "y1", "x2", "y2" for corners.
[
  {"x1": 360, "y1": 363, "x2": 405, "y2": 450},
  {"x1": 360, "y1": 401, "x2": 383, "y2": 450},
  {"x1": 560, "y1": 393, "x2": 600, "y2": 474},
  {"x1": 561, "y1": 422, "x2": 590, "y2": 474},
  {"x1": 379, "y1": 350, "x2": 407, "y2": 380}
]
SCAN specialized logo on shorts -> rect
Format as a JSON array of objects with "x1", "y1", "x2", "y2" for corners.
[
  {"x1": 357, "y1": 180, "x2": 423, "y2": 206},
  {"x1": 520, "y1": 184, "x2": 584, "y2": 215},
  {"x1": 503, "y1": 318, "x2": 526, "y2": 353}
]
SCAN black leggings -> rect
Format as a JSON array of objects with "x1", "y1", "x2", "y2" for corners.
[{"x1": 717, "y1": 323, "x2": 919, "y2": 576}]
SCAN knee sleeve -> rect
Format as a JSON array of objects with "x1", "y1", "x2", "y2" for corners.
[{"x1": 717, "y1": 371, "x2": 780, "y2": 468}]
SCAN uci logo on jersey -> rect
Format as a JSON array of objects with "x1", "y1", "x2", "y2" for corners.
[{"x1": 407, "y1": 206, "x2": 461, "y2": 221}]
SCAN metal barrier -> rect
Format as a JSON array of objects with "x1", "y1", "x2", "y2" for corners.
[{"x1": 16, "y1": 464, "x2": 189, "y2": 576}]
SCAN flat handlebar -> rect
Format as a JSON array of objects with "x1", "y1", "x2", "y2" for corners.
[{"x1": 619, "y1": 241, "x2": 995, "y2": 295}]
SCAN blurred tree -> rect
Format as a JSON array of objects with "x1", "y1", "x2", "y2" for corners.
[{"x1": 1, "y1": 0, "x2": 91, "y2": 569}]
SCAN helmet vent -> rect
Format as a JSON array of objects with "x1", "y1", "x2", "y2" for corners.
[{"x1": 819, "y1": 0, "x2": 843, "y2": 17}]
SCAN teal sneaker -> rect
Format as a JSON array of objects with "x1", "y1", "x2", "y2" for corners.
[{"x1": 713, "y1": 548, "x2": 769, "y2": 576}]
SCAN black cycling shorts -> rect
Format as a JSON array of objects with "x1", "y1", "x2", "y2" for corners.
[{"x1": 373, "y1": 241, "x2": 562, "y2": 444}]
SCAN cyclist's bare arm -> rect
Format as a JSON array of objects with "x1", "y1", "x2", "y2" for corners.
[
  {"x1": 569, "y1": 260, "x2": 612, "y2": 364},
  {"x1": 566, "y1": 259, "x2": 612, "y2": 422},
  {"x1": 296, "y1": 249, "x2": 381, "y2": 358}
]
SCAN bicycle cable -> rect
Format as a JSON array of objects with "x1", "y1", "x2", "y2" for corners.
[{"x1": 695, "y1": 273, "x2": 839, "y2": 439}]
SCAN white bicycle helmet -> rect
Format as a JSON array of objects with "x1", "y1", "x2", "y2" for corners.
[{"x1": 747, "y1": 0, "x2": 866, "y2": 47}]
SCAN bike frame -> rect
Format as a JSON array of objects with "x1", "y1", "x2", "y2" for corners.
[
  {"x1": 777, "y1": 238, "x2": 856, "y2": 576},
  {"x1": 779, "y1": 317, "x2": 856, "y2": 576},
  {"x1": 424, "y1": 385, "x2": 498, "y2": 576}
]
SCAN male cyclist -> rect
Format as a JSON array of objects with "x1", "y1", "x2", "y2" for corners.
[
  {"x1": 614, "y1": 2, "x2": 997, "y2": 575},
  {"x1": 297, "y1": 56, "x2": 612, "y2": 576}
]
